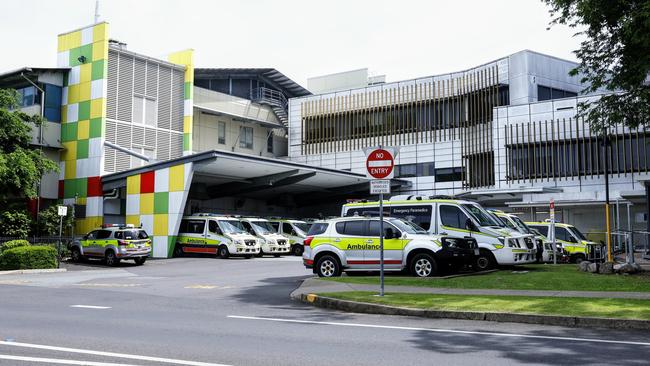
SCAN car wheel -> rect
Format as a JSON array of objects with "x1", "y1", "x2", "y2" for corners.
[
  {"x1": 410, "y1": 253, "x2": 437, "y2": 277},
  {"x1": 134, "y1": 257, "x2": 146, "y2": 265},
  {"x1": 316, "y1": 255, "x2": 341, "y2": 278},
  {"x1": 293, "y1": 244, "x2": 304, "y2": 256},
  {"x1": 105, "y1": 250, "x2": 120, "y2": 267},
  {"x1": 573, "y1": 253, "x2": 586, "y2": 264},
  {"x1": 244, "y1": 255, "x2": 252, "y2": 259},
  {"x1": 173, "y1": 245, "x2": 183, "y2": 257},
  {"x1": 218, "y1": 246, "x2": 230, "y2": 259},
  {"x1": 71, "y1": 247, "x2": 82, "y2": 263},
  {"x1": 474, "y1": 250, "x2": 496, "y2": 271}
]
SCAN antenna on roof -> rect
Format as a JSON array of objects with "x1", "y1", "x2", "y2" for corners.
[{"x1": 94, "y1": 0, "x2": 100, "y2": 23}]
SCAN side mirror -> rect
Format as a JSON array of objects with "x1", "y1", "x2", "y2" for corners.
[
  {"x1": 384, "y1": 228, "x2": 395, "y2": 239},
  {"x1": 465, "y1": 218, "x2": 477, "y2": 232},
  {"x1": 82, "y1": 235, "x2": 89, "y2": 240}
]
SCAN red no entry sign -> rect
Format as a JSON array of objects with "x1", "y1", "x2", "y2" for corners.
[{"x1": 366, "y1": 148, "x2": 395, "y2": 179}]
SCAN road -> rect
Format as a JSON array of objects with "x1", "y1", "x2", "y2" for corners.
[{"x1": 1, "y1": 256, "x2": 649, "y2": 366}]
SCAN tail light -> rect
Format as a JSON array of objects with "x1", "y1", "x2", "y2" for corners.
[
  {"x1": 304, "y1": 236, "x2": 314, "y2": 247},
  {"x1": 117, "y1": 240, "x2": 128, "y2": 246}
]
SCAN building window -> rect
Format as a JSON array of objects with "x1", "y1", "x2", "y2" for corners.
[
  {"x1": 435, "y1": 167, "x2": 464, "y2": 182},
  {"x1": 239, "y1": 126, "x2": 253, "y2": 149},
  {"x1": 416, "y1": 162, "x2": 435, "y2": 177},
  {"x1": 395, "y1": 164, "x2": 417, "y2": 178},
  {"x1": 537, "y1": 85, "x2": 578, "y2": 102},
  {"x1": 218, "y1": 122, "x2": 226, "y2": 145},
  {"x1": 133, "y1": 96, "x2": 157, "y2": 126},
  {"x1": 267, "y1": 133, "x2": 273, "y2": 153}
]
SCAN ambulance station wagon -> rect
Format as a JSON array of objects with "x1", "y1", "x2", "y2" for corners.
[{"x1": 303, "y1": 216, "x2": 478, "y2": 277}]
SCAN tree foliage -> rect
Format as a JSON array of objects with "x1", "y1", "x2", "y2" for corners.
[
  {"x1": 544, "y1": 0, "x2": 650, "y2": 132},
  {"x1": 0, "y1": 89, "x2": 59, "y2": 200},
  {"x1": 0, "y1": 210, "x2": 31, "y2": 238},
  {"x1": 35, "y1": 205, "x2": 74, "y2": 236}
]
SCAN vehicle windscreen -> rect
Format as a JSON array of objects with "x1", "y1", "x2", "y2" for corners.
[
  {"x1": 119, "y1": 230, "x2": 149, "y2": 240},
  {"x1": 389, "y1": 218, "x2": 428, "y2": 234},
  {"x1": 510, "y1": 215, "x2": 534, "y2": 235},
  {"x1": 219, "y1": 220, "x2": 247, "y2": 234},
  {"x1": 495, "y1": 216, "x2": 514, "y2": 229},
  {"x1": 294, "y1": 223, "x2": 310, "y2": 235},
  {"x1": 250, "y1": 221, "x2": 274, "y2": 235},
  {"x1": 569, "y1": 227, "x2": 588, "y2": 241},
  {"x1": 461, "y1": 204, "x2": 502, "y2": 227}
]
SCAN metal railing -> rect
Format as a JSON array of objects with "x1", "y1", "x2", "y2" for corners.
[{"x1": 250, "y1": 87, "x2": 288, "y2": 110}]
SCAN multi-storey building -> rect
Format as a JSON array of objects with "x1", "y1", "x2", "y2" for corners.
[{"x1": 287, "y1": 50, "x2": 650, "y2": 236}]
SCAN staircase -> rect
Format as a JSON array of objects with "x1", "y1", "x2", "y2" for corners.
[{"x1": 250, "y1": 87, "x2": 288, "y2": 127}]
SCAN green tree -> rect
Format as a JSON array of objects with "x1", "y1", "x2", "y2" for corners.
[
  {"x1": 544, "y1": 0, "x2": 650, "y2": 132},
  {"x1": 35, "y1": 205, "x2": 74, "y2": 236},
  {"x1": 0, "y1": 89, "x2": 59, "y2": 200},
  {"x1": 0, "y1": 210, "x2": 31, "y2": 238}
]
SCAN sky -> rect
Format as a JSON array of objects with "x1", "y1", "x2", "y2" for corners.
[{"x1": 0, "y1": 0, "x2": 582, "y2": 87}]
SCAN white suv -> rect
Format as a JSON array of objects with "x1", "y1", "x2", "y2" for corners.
[{"x1": 302, "y1": 216, "x2": 478, "y2": 277}]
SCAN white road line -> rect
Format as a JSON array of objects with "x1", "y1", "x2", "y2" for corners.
[
  {"x1": 227, "y1": 315, "x2": 650, "y2": 347},
  {"x1": 70, "y1": 305, "x2": 112, "y2": 309},
  {"x1": 0, "y1": 341, "x2": 231, "y2": 366},
  {"x1": 0, "y1": 354, "x2": 140, "y2": 365}
]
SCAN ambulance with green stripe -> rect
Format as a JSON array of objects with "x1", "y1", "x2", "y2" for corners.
[
  {"x1": 174, "y1": 214, "x2": 261, "y2": 258},
  {"x1": 70, "y1": 224, "x2": 151, "y2": 266},
  {"x1": 303, "y1": 216, "x2": 479, "y2": 277},
  {"x1": 267, "y1": 219, "x2": 311, "y2": 256},
  {"x1": 239, "y1": 218, "x2": 290, "y2": 257},
  {"x1": 525, "y1": 221, "x2": 600, "y2": 263},
  {"x1": 342, "y1": 196, "x2": 537, "y2": 270},
  {"x1": 489, "y1": 210, "x2": 560, "y2": 263}
]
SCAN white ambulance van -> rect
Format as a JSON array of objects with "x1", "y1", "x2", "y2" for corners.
[
  {"x1": 240, "y1": 217, "x2": 291, "y2": 257},
  {"x1": 342, "y1": 196, "x2": 536, "y2": 269}
]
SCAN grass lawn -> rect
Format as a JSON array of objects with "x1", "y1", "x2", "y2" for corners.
[
  {"x1": 324, "y1": 264, "x2": 650, "y2": 292},
  {"x1": 320, "y1": 291, "x2": 650, "y2": 321}
]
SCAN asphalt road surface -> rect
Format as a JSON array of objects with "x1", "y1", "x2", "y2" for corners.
[{"x1": 1, "y1": 256, "x2": 650, "y2": 366}]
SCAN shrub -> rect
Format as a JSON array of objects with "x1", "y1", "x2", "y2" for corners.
[
  {"x1": 41, "y1": 242, "x2": 70, "y2": 258},
  {"x1": 0, "y1": 210, "x2": 31, "y2": 238},
  {"x1": 0, "y1": 239, "x2": 30, "y2": 253},
  {"x1": 0, "y1": 245, "x2": 57, "y2": 270},
  {"x1": 35, "y1": 205, "x2": 74, "y2": 236}
]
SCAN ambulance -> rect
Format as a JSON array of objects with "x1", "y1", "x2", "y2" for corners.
[
  {"x1": 239, "y1": 217, "x2": 291, "y2": 256},
  {"x1": 490, "y1": 210, "x2": 561, "y2": 263},
  {"x1": 525, "y1": 221, "x2": 602, "y2": 263},
  {"x1": 70, "y1": 224, "x2": 151, "y2": 266},
  {"x1": 302, "y1": 216, "x2": 478, "y2": 277},
  {"x1": 267, "y1": 219, "x2": 311, "y2": 256},
  {"x1": 342, "y1": 196, "x2": 537, "y2": 270},
  {"x1": 175, "y1": 214, "x2": 261, "y2": 258}
]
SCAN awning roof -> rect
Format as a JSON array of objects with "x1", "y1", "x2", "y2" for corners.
[
  {"x1": 101, "y1": 150, "x2": 410, "y2": 205},
  {"x1": 0, "y1": 67, "x2": 69, "y2": 88},
  {"x1": 194, "y1": 68, "x2": 311, "y2": 98}
]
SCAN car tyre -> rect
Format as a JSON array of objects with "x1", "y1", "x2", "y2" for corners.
[
  {"x1": 316, "y1": 254, "x2": 342, "y2": 278},
  {"x1": 218, "y1": 245, "x2": 230, "y2": 259},
  {"x1": 474, "y1": 250, "x2": 496, "y2": 271},
  {"x1": 71, "y1": 247, "x2": 83, "y2": 263},
  {"x1": 292, "y1": 244, "x2": 304, "y2": 256},
  {"x1": 410, "y1": 253, "x2": 437, "y2": 277},
  {"x1": 105, "y1": 250, "x2": 120, "y2": 267},
  {"x1": 173, "y1": 245, "x2": 184, "y2": 257},
  {"x1": 573, "y1": 253, "x2": 586, "y2": 264},
  {"x1": 134, "y1": 257, "x2": 147, "y2": 265}
]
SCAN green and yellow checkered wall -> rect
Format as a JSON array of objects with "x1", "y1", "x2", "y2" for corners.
[
  {"x1": 125, "y1": 163, "x2": 194, "y2": 258},
  {"x1": 168, "y1": 49, "x2": 194, "y2": 154},
  {"x1": 57, "y1": 23, "x2": 110, "y2": 234}
]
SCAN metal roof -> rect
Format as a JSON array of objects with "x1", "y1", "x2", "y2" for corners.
[
  {"x1": 0, "y1": 67, "x2": 69, "y2": 88},
  {"x1": 194, "y1": 68, "x2": 311, "y2": 98}
]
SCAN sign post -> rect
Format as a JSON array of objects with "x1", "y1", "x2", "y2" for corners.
[
  {"x1": 57, "y1": 205, "x2": 68, "y2": 269},
  {"x1": 365, "y1": 146, "x2": 396, "y2": 297},
  {"x1": 550, "y1": 199, "x2": 556, "y2": 265}
]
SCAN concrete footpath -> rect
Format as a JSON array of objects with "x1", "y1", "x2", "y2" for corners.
[{"x1": 291, "y1": 278, "x2": 650, "y2": 330}]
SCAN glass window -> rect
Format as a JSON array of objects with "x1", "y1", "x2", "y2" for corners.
[
  {"x1": 569, "y1": 227, "x2": 587, "y2": 241},
  {"x1": 307, "y1": 223, "x2": 328, "y2": 235},
  {"x1": 295, "y1": 223, "x2": 310, "y2": 234},
  {"x1": 267, "y1": 133, "x2": 273, "y2": 153},
  {"x1": 497, "y1": 216, "x2": 516, "y2": 230},
  {"x1": 555, "y1": 227, "x2": 572, "y2": 242},
  {"x1": 439, "y1": 205, "x2": 470, "y2": 229},
  {"x1": 96, "y1": 230, "x2": 112, "y2": 239},
  {"x1": 239, "y1": 126, "x2": 253, "y2": 149},
  {"x1": 145, "y1": 98, "x2": 157, "y2": 126},
  {"x1": 416, "y1": 162, "x2": 435, "y2": 177},
  {"x1": 219, "y1": 220, "x2": 247, "y2": 234},
  {"x1": 367, "y1": 220, "x2": 401, "y2": 237},
  {"x1": 208, "y1": 220, "x2": 221, "y2": 234},
  {"x1": 282, "y1": 223, "x2": 294, "y2": 235},
  {"x1": 269, "y1": 222, "x2": 280, "y2": 231},
  {"x1": 531, "y1": 225, "x2": 548, "y2": 236},
  {"x1": 241, "y1": 221, "x2": 256, "y2": 235},
  {"x1": 396, "y1": 164, "x2": 416, "y2": 178},
  {"x1": 435, "y1": 167, "x2": 464, "y2": 182},
  {"x1": 249, "y1": 221, "x2": 275, "y2": 235},
  {"x1": 389, "y1": 205, "x2": 432, "y2": 230},
  {"x1": 336, "y1": 221, "x2": 366, "y2": 236},
  {"x1": 461, "y1": 204, "x2": 502, "y2": 226},
  {"x1": 218, "y1": 122, "x2": 226, "y2": 144},
  {"x1": 117, "y1": 230, "x2": 148, "y2": 239},
  {"x1": 179, "y1": 220, "x2": 205, "y2": 234},
  {"x1": 86, "y1": 230, "x2": 99, "y2": 240}
]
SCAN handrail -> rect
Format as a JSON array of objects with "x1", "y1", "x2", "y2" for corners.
[{"x1": 250, "y1": 87, "x2": 288, "y2": 109}]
